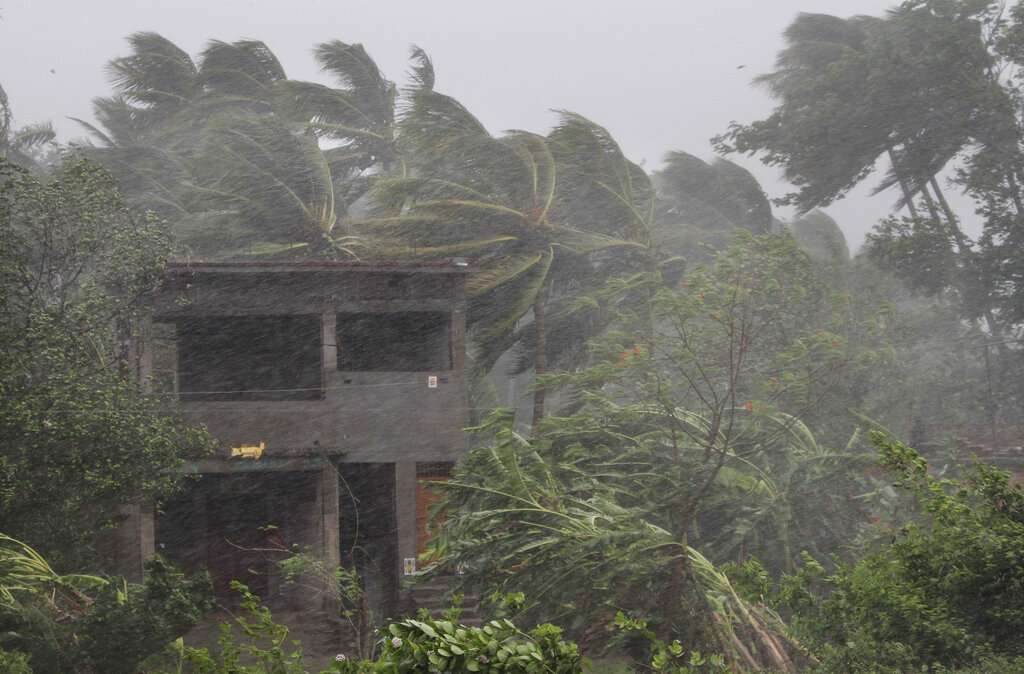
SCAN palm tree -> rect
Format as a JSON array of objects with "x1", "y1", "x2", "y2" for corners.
[
  {"x1": 651, "y1": 152, "x2": 774, "y2": 263},
  {"x1": 787, "y1": 210, "x2": 850, "y2": 266},
  {"x1": 0, "y1": 84, "x2": 55, "y2": 171},
  {"x1": 73, "y1": 33, "x2": 401, "y2": 257},
  {"x1": 364, "y1": 57, "x2": 644, "y2": 430}
]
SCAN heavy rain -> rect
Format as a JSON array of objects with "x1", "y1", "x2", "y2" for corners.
[{"x1": 1, "y1": 1, "x2": 1023, "y2": 672}]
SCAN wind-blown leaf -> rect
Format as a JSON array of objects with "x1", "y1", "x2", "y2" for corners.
[
  {"x1": 199, "y1": 39, "x2": 287, "y2": 99},
  {"x1": 467, "y1": 252, "x2": 547, "y2": 297}
]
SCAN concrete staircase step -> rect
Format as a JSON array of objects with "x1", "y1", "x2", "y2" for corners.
[{"x1": 406, "y1": 575, "x2": 485, "y2": 627}]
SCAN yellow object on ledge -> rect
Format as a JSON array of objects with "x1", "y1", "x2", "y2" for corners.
[{"x1": 230, "y1": 442, "x2": 265, "y2": 460}]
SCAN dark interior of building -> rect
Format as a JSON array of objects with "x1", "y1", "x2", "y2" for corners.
[
  {"x1": 336, "y1": 312, "x2": 450, "y2": 372},
  {"x1": 176, "y1": 315, "x2": 323, "y2": 401},
  {"x1": 157, "y1": 471, "x2": 320, "y2": 604}
]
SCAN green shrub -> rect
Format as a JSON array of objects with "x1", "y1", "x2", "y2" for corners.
[
  {"x1": 340, "y1": 617, "x2": 581, "y2": 674},
  {"x1": 0, "y1": 650, "x2": 31, "y2": 674},
  {"x1": 153, "y1": 585, "x2": 581, "y2": 674},
  {"x1": 0, "y1": 555, "x2": 211, "y2": 674},
  {"x1": 150, "y1": 581, "x2": 307, "y2": 674},
  {"x1": 731, "y1": 433, "x2": 1024, "y2": 672},
  {"x1": 77, "y1": 557, "x2": 214, "y2": 674}
]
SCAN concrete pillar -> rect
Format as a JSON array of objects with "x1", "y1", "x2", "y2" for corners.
[
  {"x1": 136, "y1": 311, "x2": 154, "y2": 393},
  {"x1": 320, "y1": 464, "x2": 340, "y2": 568},
  {"x1": 321, "y1": 311, "x2": 337, "y2": 372},
  {"x1": 450, "y1": 278, "x2": 466, "y2": 374},
  {"x1": 395, "y1": 461, "x2": 418, "y2": 578},
  {"x1": 114, "y1": 503, "x2": 155, "y2": 582},
  {"x1": 319, "y1": 464, "x2": 341, "y2": 613}
]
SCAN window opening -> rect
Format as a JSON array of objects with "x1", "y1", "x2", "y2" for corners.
[
  {"x1": 336, "y1": 312, "x2": 451, "y2": 372},
  {"x1": 177, "y1": 315, "x2": 322, "y2": 401}
]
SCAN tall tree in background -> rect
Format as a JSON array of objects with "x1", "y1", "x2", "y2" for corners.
[
  {"x1": 0, "y1": 83, "x2": 55, "y2": 172},
  {"x1": 0, "y1": 158, "x2": 211, "y2": 570},
  {"x1": 366, "y1": 56, "x2": 645, "y2": 430},
  {"x1": 652, "y1": 152, "x2": 773, "y2": 259},
  {"x1": 74, "y1": 33, "x2": 401, "y2": 257},
  {"x1": 719, "y1": 1, "x2": 1024, "y2": 433},
  {"x1": 788, "y1": 210, "x2": 850, "y2": 266}
]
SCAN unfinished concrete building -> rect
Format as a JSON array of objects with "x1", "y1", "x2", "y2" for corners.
[{"x1": 120, "y1": 260, "x2": 469, "y2": 639}]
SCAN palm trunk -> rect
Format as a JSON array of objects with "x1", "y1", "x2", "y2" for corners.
[
  {"x1": 1007, "y1": 172, "x2": 1024, "y2": 216},
  {"x1": 530, "y1": 291, "x2": 547, "y2": 434},
  {"x1": 919, "y1": 182, "x2": 943, "y2": 222},
  {"x1": 887, "y1": 148, "x2": 922, "y2": 223},
  {"x1": 929, "y1": 176, "x2": 968, "y2": 249}
]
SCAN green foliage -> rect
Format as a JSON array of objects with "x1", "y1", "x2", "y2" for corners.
[
  {"x1": 652, "y1": 151, "x2": 773, "y2": 260},
  {"x1": 865, "y1": 215, "x2": 958, "y2": 297},
  {"x1": 423, "y1": 234, "x2": 878, "y2": 671},
  {"x1": 611, "y1": 612, "x2": 728, "y2": 674},
  {"x1": 786, "y1": 211, "x2": 849, "y2": 266},
  {"x1": 279, "y1": 551, "x2": 375, "y2": 659},
  {"x1": 0, "y1": 158, "x2": 212, "y2": 569},
  {"x1": 153, "y1": 586, "x2": 580, "y2": 674},
  {"x1": 369, "y1": 95, "x2": 648, "y2": 384},
  {"x1": 153, "y1": 581, "x2": 308, "y2": 674},
  {"x1": 719, "y1": 2, "x2": 1024, "y2": 424},
  {"x1": 331, "y1": 617, "x2": 581, "y2": 674},
  {"x1": 75, "y1": 558, "x2": 214, "y2": 674},
  {"x1": 0, "y1": 544, "x2": 212, "y2": 674},
  {"x1": 0, "y1": 83, "x2": 55, "y2": 172},
  {"x1": 0, "y1": 534, "x2": 107, "y2": 611},
  {"x1": 77, "y1": 33, "x2": 398, "y2": 257},
  {"x1": 0, "y1": 650, "x2": 31, "y2": 674},
  {"x1": 749, "y1": 433, "x2": 1024, "y2": 671}
]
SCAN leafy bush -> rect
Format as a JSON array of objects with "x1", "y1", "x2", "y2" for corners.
[
  {"x1": 153, "y1": 584, "x2": 581, "y2": 674},
  {"x1": 151, "y1": 581, "x2": 308, "y2": 674},
  {"x1": 611, "y1": 612, "x2": 728, "y2": 674},
  {"x1": 0, "y1": 650, "x2": 31, "y2": 674},
  {"x1": 0, "y1": 158, "x2": 212, "y2": 569},
  {"x1": 730, "y1": 432, "x2": 1024, "y2": 671},
  {"x1": 0, "y1": 549, "x2": 212, "y2": 674},
  {"x1": 76, "y1": 558, "x2": 214, "y2": 674},
  {"x1": 333, "y1": 617, "x2": 581, "y2": 674}
]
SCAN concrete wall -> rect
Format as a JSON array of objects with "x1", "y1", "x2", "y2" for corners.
[
  {"x1": 146, "y1": 266, "x2": 469, "y2": 464},
  {"x1": 134, "y1": 264, "x2": 469, "y2": 629}
]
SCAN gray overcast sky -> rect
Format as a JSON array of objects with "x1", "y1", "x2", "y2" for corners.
[{"x1": 1, "y1": 0, "x2": 919, "y2": 249}]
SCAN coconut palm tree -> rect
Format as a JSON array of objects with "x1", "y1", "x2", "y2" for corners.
[
  {"x1": 74, "y1": 33, "x2": 401, "y2": 257},
  {"x1": 363, "y1": 57, "x2": 645, "y2": 429},
  {"x1": 0, "y1": 84, "x2": 55, "y2": 172},
  {"x1": 787, "y1": 210, "x2": 850, "y2": 266}
]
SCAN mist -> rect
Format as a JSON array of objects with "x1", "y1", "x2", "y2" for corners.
[{"x1": 1, "y1": 1, "x2": 1023, "y2": 672}]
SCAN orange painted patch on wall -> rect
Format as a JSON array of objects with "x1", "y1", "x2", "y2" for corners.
[
  {"x1": 230, "y1": 442, "x2": 265, "y2": 460},
  {"x1": 416, "y1": 475, "x2": 448, "y2": 556}
]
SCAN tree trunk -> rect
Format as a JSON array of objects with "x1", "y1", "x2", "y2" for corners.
[
  {"x1": 919, "y1": 181, "x2": 943, "y2": 222},
  {"x1": 530, "y1": 291, "x2": 547, "y2": 434},
  {"x1": 926, "y1": 179, "x2": 1010, "y2": 418},
  {"x1": 929, "y1": 176, "x2": 970, "y2": 250},
  {"x1": 887, "y1": 148, "x2": 922, "y2": 223},
  {"x1": 1006, "y1": 171, "x2": 1024, "y2": 216},
  {"x1": 926, "y1": 178, "x2": 1010, "y2": 352}
]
